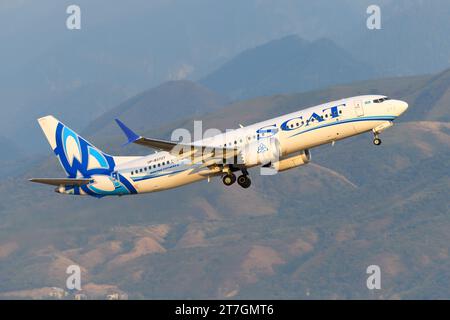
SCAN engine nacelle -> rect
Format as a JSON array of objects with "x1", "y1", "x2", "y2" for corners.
[
  {"x1": 269, "y1": 149, "x2": 311, "y2": 172},
  {"x1": 239, "y1": 137, "x2": 282, "y2": 167}
]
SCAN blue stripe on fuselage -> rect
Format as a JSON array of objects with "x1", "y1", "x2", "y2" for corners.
[
  {"x1": 130, "y1": 168, "x2": 190, "y2": 182},
  {"x1": 288, "y1": 116, "x2": 396, "y2": 138}
]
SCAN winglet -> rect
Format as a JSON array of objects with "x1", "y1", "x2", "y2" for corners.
[{"x1": 115, "y1": 119, "x2": 141, "y2": 145}]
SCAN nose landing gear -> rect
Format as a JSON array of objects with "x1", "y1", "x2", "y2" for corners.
[
  {"x1": 371, "y1": 124, "x2": 390, "y2": 146},
  {"x1": 372, "y1": 127, "x2": 382, "y2": 145},
  {"x1": 373, "y1": 136, "x2": 382, "y2": 145}
]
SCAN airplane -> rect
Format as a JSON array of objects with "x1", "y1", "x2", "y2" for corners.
[{"x1": 30, "y1": 95, "x2": 408, "y2": 197}]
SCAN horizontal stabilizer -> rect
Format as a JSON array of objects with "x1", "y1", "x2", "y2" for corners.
[{"x1": 29, "y1": 178, "x2": 92, "y2": 186}]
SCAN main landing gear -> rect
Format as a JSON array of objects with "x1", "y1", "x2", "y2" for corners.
[
  {"x1": 237, "y1": 174, "x2": 251, "y2": 188},
  {"x1": 222, "y1": 169, "x2": 251, "y2": 188},
  {"x1": 222, "y1": 173, "x2": 236, "y2": 186}
]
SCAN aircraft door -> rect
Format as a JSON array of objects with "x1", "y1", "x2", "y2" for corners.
[{"x1": 354, "y1": 100, "x2": 364, "y2": 117}]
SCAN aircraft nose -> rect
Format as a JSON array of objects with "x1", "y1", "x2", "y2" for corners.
[{"x1": 394, "y1": 100, "x2": 408, "y2": 116}]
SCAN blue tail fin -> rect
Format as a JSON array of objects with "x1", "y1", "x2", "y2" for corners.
[{"x1": 37, "y1": 115, "x2": 115, "y2": 178}]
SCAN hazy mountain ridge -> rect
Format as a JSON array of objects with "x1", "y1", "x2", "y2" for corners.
[
  {"x1": 403, "y1": 68, "x2": 450, "y2": 122},
  {"x1": 0, "y1": 136, "x2": 22, "y2": 161},
  {"x1": 200, "y1": 35, "x2": 377, "y2": 99},
  {"x1": 84, "y1": 80, "x2": 228, "y2": 139},
  {"x1": 2, "y1": 0, "x2": 450, "y2": 156}
]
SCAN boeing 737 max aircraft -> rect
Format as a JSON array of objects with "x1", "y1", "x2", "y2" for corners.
[{"x1": 30, "y1": 95, "x2": 408, "y2": 197}]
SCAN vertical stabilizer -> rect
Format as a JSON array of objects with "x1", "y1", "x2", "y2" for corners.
[{"x1": 37, "y1": 115, "x2": 115, "y2": 178}]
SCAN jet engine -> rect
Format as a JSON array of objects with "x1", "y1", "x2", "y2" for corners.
[
  {"x1": 239, "y1": 137, "x2": 282, "y2": 167},
  {"x1": 268, "y1": 149, "x2": 311, "y2": 172}
]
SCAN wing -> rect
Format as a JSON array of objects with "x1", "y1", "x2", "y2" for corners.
[
  {"x1": 29, "y1": 178, "x2": 92, "y2": 186},
  {"x1": 115, "y1": 119, "x2": 238, "y2": 162}
]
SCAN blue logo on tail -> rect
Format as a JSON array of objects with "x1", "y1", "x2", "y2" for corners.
[{"x1": 54, "y1": 123, "x2": 136, "y2": 196}]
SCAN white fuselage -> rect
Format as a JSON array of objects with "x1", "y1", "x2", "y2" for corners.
[{"x1": 108, "y1": 95, "x2": 408, "y2": 194}]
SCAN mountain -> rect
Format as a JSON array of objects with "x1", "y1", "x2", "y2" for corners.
[
  {"x1": 0, "y1": 0, "x2": 372, "y2": 144},
  {"x1": 84, "y1": 80, "x2": 228, "y2": 144},
  {"x1": 200, "y1": 35, "x2": 377, "y2": 100},
  {"x1": 4, "y1": 1, "x2": 450, "y2": 154},
  {"x1": 1, "y1": 68, "x2": 450, "y2": 299},
  {"x1": 3, "y1": 1, "x2": 450, "y2": 146},
  {"x1": 401, "y1": 68, "x2": 450, "y2": 122},
  {"x1": 9, "y1": 83, "x2": 135, "y2": 155},
  {"x1": 0, "y1": 136, "x2": 22, "y2": 161}
]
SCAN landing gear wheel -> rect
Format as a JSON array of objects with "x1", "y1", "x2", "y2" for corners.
[
  {"x1": 222, "y1": 174, "x2": 236, "y2": 186},
  {"x1": 237, "y1": 175, "x2": 251, "y2": 188},
  {"x1": 373, "y1": 137, "x2": 382, "y2": 146}
]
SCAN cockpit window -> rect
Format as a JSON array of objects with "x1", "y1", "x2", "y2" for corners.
[{"x1": 373, "y1": 97, "x2": 390, "y2": 103}]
